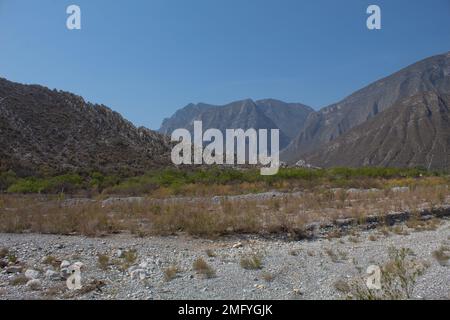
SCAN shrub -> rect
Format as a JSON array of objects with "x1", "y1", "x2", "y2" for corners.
[
  {"x1": 240, "y1": 253, "x2": 264, "y2": 270},
  {"x1": 0, "y1": 171, "x2": 17, "y2": 192},
  {"x1": 97, "y1": 254, "x2": 111, "y2": 270},
  {"x1": 432, "y1": 246, "x2": 450, "y2": 266},
  {"x1": 164, "y1": 265, "x2": 181, "y2": 282},
  {"x1": 193, "y1": 258, "x2": 216, "y2": 278},
  {"x1": 346, "y1": 247, "x2": 427, "y2": 300}
]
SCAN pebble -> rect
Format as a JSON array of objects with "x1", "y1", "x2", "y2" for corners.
[
  {"x1": 130, "y1": 269, "x2": 147, "y2": 280},
  {"x1": 6, "y1": 266, "x2": 22, "y2": 274},
  {"x1": 45, "y1": 270, "x2": 60, "y2": 281},
  {"x1": 232, "y1": 242, "x2": 243, "y2": 249},
  {"x1": 26, "y1": 279, "x2": 42, "y2": 291},
  {"x1": 24, "y1": 269, "x2": 40, "y2": 280},
  {"x1": 60, "y1": 260, "x2": 71, "y2": 269}
]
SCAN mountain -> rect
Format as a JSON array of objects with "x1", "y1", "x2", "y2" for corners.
[
  {"x1": 0, "y1": 78, "x2": 171, "y2": 176},
  {"x1": 304, "y1": 92, "x2": 449, "y2": 170},
  {"x1": 282, "y1": 51, "x2": 450, "y2": 162},
  {"x1": 160, "y1": 98, "x2": 313, "y2": 149}
]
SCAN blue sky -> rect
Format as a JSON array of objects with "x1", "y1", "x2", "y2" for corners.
[{"x1": 1, "y1": 0, "x2": 449, "y2": 129}]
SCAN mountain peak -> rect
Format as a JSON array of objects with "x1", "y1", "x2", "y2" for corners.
[{"x1": 282, "y1": 51, "x2": 450, "y2": 163}]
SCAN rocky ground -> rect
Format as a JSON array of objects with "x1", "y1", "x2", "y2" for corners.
[{"x1": 0, "y1": 219, "x2": 449, "y2": 300}]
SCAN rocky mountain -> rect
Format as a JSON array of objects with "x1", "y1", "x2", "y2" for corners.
[
  {"x1": 304, "y1": 92, "x2": 450, "y2": 170},
  {"x1": 282, "y1": 52, "x2": 450, "y2": 163},
  {"x1": 160, "y1": 98, "x2": 313, "y2": 149},
  {"x1": 0, "y1": 78, "x2": 171, "y2": 176}
]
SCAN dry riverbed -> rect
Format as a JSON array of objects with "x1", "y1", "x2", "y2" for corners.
[{"x1": 0, "y1": 220, "x2": 449, "y2": 300}]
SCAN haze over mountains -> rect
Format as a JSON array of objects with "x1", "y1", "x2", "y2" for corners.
[
  {"x1": 0, "y1": 51, "x2": 449, "y2": 175},
  {"x1": 162, "y1": 51, "x2": 450, "y2": 170},
  {"x1": 282, "y1": 51, "x2": 450, "y2": 165},
  {"x1": 160, "y1": 99, "x2": 314, "y2": 150},
  {"x1": 305, "y1": 92, "x2": 450, "y2": 169}
]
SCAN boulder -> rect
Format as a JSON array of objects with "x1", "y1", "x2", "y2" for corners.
[{"x1": 24, "y1": 269, "x2": 40, "y2": 280}]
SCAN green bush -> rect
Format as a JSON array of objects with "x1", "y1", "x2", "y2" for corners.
[
  {"x1": 7, "y1": 174, "x2": 83, "y2": 194},
  {"x1": 0, "y1": 170, "x2": 17, "y2": 192},
  {"x1": 7, "y1": 178, "x2": 50, "y2": 194}
]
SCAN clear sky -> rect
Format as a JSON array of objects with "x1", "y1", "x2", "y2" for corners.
[{"x1": 1, "y1": 0, "x2": 449, "y2": 129}]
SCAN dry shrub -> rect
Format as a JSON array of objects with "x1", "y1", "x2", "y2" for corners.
[
  {"x1": 0, "y1": 177, "x2": 448, "y2": 238},
  {"x1": 193, "y1": 258, "x2": 216, "y2": 278},
  {"x1": 432, "y1": 246, "x2": 450, "y2": 266},
  {"x1": 164, "y1": 265, "x2": 181, "y2": 282},
  {"x1": 240, "y1": 253, "x2": 264, "y2": 270},
  {"x1": 345, "y1": 247, "x2": 427, "y2": 300}
]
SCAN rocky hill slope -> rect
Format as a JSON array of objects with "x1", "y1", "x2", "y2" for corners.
[
  {"x1": 0, "y1": 78, "x2": 171, "y2": 175},
  {"x1": 304, "y1": 92, "x2": 450, "y2": 170},
  {"x1": 282, "y1": 52, "x2": 450, "y2": 163}
]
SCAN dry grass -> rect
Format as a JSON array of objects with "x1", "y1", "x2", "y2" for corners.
[
  {"x1": 97, "y1": 254, "x2": 110, "y2": 270},
  {"x1": 432, "y1": 246, "x2": 450, "y2": 266},
  {"x1": 164, "y1": 265, "x2": 181, "y2": 282},
  {"x1": 261, "y1": 271, "x2": 275, "y2": 282},
  {"x1": 42, "y1": 255, "x2": 60, "y2": 269},
  {"x1": 7, "y1": 252, "x2": 17, "y2": 264},
  {"x1": 334, "y1": 279, "x2": 351, "y2": 293},
  {"x1": 122, "y1": 250, "x2": 137, "y2": 268},
  {"x1": 205, "y1": 249, "x2": 217, "y2": 258},
  {"x1": 193, "y1": 258, "x2": 216, "y2": 278},
  {"x1": 0, "y1": 178, "x2": 448, "y2": 238},
  {"x1": 0, "y1": 247, "x2": 8, "y2": 259},
  {"x1": 406, "y1": 218, "x2": 442, "y2": 232},
  {"x1": 324, "y1": 248, "x2": 348, "y2": 263},
  {"x1": 240, "y1": 253, "x2": 264, "y2": 270},
  {"x1": 391, "y1": 225, "x2": 410, "y2": 236},
  {"x1": 10, "y1": 275, "x2": 28, "y2": 286},
  {"x1": 344, "y1": 247, "x2": 427, "y2": 300}
]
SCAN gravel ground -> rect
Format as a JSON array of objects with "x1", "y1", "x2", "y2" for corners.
[{"x1": 0, "y1": 221, "x2": 449, "y2": 300}]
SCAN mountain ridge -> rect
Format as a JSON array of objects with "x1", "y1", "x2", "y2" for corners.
[
  {"x1": 0, "y1": 77, "x2": 171, "y2": 176},
  {"x1": 159, "y1": 98, "x2": 314, "y2": 149},
  {"x1": 303, "y1": 91, "x2": 450, "y2": 170},
  {"x1": 281, "y1": 51, "x2": 450, "y2": 162}
]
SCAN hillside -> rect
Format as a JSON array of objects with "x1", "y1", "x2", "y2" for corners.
[
  {"x1": 282, "y1": 52, "x2": 450, "y2": 162},
  {"x1": 0, "y1": 78, "x2": 171, "y2": 175},
  {"x1": 304, "y1": 92, "x2": 450, "y2": 170}
]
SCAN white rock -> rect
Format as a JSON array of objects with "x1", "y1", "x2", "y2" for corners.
[
  {"x1": 115, "y1": 249, "x2": 123, "y2": 258},
  {"x1": 130, "y1": 269, "x2": 147, "y2": 280},
  {"x1": 25, "y1": 269, "x2": 40, "y2": 280},
  {"x1": 26, "y1": 279, "x2": 42, "y2": 290},
  {"x1": 60, "y1": 260, "x2": 71, "y2": 269},
  {"x1": 391, "y1": 187, "x2": 409, "y2": 193},
  {"x1": 232, "y1": 242, "x2": 243, "y2": 249},
  {"x1": 60, "y1": 268, "x2": 71, "y2": 279},
  {"x1": 45, "y1": 270, "x2": 60, "y2": 281}
]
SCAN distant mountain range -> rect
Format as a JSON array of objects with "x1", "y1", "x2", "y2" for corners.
[
  {"x1": 304, "y1": 91, "x2": 449, "y2": 169},
  {"x1": 0, "y1": 51, "x2": 449, "y2": 175},
  {"x1": 162, "y1": 51, "x2": 450, "y2": 170},
  {"x1": 282, "y1": 51, "x2": 450, "y2": 166},
  {"x1": 0, "y1": 78, "x2": 171, "y2": 175},
  {"x1": 160, "y1": 99, "x2": 314, "y2": 150}
]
